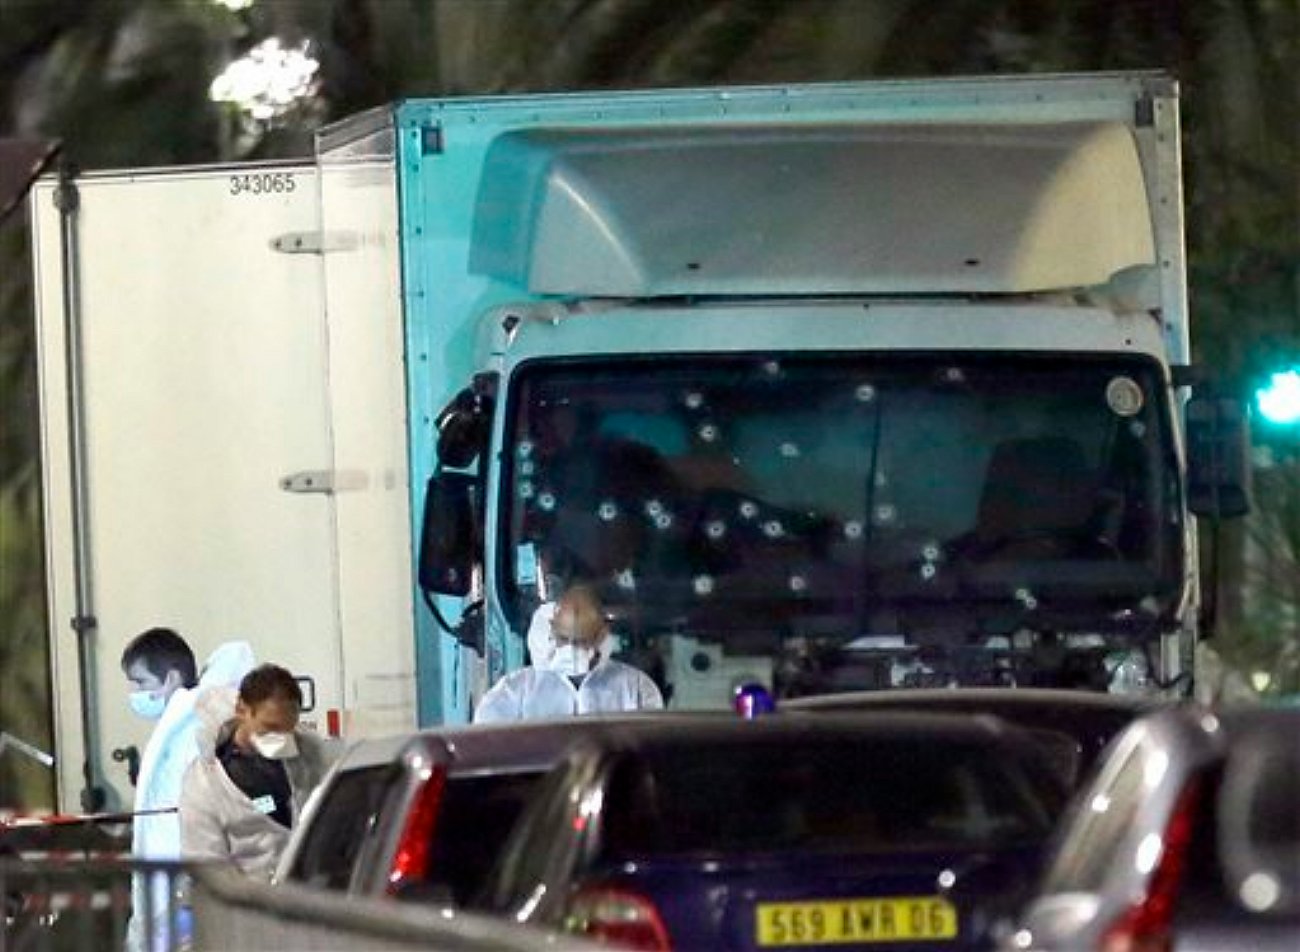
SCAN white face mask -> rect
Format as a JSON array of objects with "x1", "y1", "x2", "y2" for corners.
[
  {"x1": 251, "y1": 731, "x2": 298, "y2": 760},
  {"x1": 546, "y1": 643, "x2": 597, "y2": 678},
  {"x1": 129, "y1": 690, "x2": 167, "y2": 721}
]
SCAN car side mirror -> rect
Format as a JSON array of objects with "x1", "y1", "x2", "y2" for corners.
[
  {"x1": 418, "y1": 471, "x2": 481, "y2": 596},
  {"x1": 1185, "y1": 395, "x2": 1251, "y2": 518}
]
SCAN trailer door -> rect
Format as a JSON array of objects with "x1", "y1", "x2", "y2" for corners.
[{"x1": 32, "y1": 163, "x2": 343, "y2": 811}]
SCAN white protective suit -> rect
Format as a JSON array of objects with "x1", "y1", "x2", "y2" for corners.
[
  {"x1": 474, "y1": 658, "x2": 664, "y2": 723},
  {"x1": 179, "y1": 696, "x2": 336, "y2": 882},
  {"x1": 127, "y1": 641, "x2": 255, "y2": 952}
]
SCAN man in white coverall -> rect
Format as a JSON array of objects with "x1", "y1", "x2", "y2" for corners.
[
  {"x1": 526, "y1": 598, "x2": 619, "y2": 668},
  {"x1": 179, "y1": 663, "x2": 334, "y2": 881},
  {"x1": 120, "y1": 628, "x2": 255, "y2": 951},
  {"x1": 475, "y1": 584, "x2": 663, "y2": 722}
]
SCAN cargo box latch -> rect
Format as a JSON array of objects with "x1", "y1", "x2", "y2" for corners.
[
  {"x1": 271, "y1": 231, "x2": 356, "y2": 254},
  {"x1": 280, "y1": 470, "x2": 337, "y2": 494}
]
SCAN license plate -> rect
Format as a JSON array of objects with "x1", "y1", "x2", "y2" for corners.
[{"x1": 756, "y1": 896, "x2": 958, "y2": 946}]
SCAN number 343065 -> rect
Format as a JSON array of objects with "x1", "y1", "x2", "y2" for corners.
[{"x1": 229, "y1": 172, "x2": 296, "y2": 196}]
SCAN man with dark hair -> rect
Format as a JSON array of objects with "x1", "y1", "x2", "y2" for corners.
[
  {"x1": 119, "y1": 628, "x2": 254, "y2": 951},
  {"x1": 179, "y1": 663, "x2": 335, "y2": 880},
  {"x1": 121, "y1": 628, "x2": 198, "y2": 711}
]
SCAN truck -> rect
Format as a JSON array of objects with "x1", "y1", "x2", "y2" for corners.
[{"x1": 29, "y1": 71, "x2": 1248, "y2": 813}]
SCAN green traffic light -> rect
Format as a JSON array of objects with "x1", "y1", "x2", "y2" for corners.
[{"x1": 1256, "y1": 369, "x2": 1300, "y2": 425}]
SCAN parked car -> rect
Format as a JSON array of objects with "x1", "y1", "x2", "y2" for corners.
[
  {"x1": 475, "y1": 712, "x2": 1070, "y2": 950},
  {"x1": 274, "y1": 712, "x2": 692, "y2": 906},
  {"x1": 1003, "y1": 704, "x2": 1300, "y2": 951},
  {"x1": 783, "y1": 687, "x2": 1167, "y2": 789}
]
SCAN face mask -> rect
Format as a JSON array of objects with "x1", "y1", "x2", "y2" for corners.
[
  {"x1": 547, "y1": 643, "x2": 597, "y2": 678},
  {"x1": 129, "y1": 690, "x2": 167, "y2": 721},
  {"x1": 251, "y1": 731, "x2": 298, "y2": 760}
]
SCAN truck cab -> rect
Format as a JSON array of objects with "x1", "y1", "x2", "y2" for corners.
[
  {"x1": 398, "y1": 78, "x2": 1242, "y2": 714},
  {"x1": 476, "y1": 303, "x2": 1184, "y2": 703}
]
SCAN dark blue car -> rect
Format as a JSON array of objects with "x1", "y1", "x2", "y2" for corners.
[{"x1": 476, "y1": 713, "x2": 1068, "y2": 950}]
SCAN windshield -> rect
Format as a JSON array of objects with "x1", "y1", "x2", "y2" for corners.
[
  {"x1": 600, "y1": 735, "x2": 1062, "y2": 858},
  {"x1": 501, "y1": 353, "x2": 1182, "y2": 689}
]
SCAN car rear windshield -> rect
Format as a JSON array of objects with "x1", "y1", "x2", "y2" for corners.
[
  {"x1": 1179, "y1": 755, "x2": 1300, "y2": 919},
  {"x1": 601, "y1": 736, "x2": 1059, "y2": 859},
  {"x1": 421, "y1": 771, "x2": 544, "y2": 905},
  {"x1": 288, "y1": 765, "x2": 394, "y2": 889}
]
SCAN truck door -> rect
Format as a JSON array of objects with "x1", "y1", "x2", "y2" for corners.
[{"x1": 31, "y1": 163, "x2": 344, "y2": 811}]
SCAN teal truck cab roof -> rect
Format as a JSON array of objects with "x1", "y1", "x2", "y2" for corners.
[{"x1": 470, "y1": 121, "x2": 1155, "y2": 297}]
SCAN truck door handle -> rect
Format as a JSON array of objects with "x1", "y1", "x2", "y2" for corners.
[
  {"x1": 279, "y1": 471, "x2": 336, "y2": 494},
  {"x1": 279, "y1": 470, "x2": 367, "y2": 494},
  {"x1": 112, "y1": 744, "x2": 140, "y2": 786}
]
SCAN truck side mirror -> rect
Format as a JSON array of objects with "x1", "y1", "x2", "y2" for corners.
[
  {"x1": 418, "y1": 471, "x2": 481, "y2": 596},
  {"x1": 1185, "y1": 395, "x2": 1251, "y2": 518},
  {"x1": 436, "y1": 376, "x2": 496, "y2": 469}
]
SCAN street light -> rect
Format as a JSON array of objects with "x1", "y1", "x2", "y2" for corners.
[{"x1": 209, "y1": 37, "x2": 320, "y2": 124}]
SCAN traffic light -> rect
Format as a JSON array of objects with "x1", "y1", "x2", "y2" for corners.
[{"x1": 1255, "y1": 368, "x2": 1300, "y2": 426}]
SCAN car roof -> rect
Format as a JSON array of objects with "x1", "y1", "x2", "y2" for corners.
[
  {"x1": 552, "y1": 710, "x2": 1032, "y2": 758},
  {"x1": 330, "y1": 707, "x2": 1029, "y2": 775},
  {"x1": 330, "y1": 711, "x2": 732, "y2": 774},
  {"x1": 1124, "y1": 702, "x2": 1299, "y2": 741},
  {"x1": 783, "y1": 686, "x2": 1166, "y2": 715},
  {"x1": 1084, "y1": 703, "x2": 1300, "y2": 775},
  {"x1": 1213, "y1": 703, "x2": 1300, "y2": 737}
]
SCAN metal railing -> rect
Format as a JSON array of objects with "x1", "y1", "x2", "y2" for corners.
[
  {"x1": 190, "y1": 864, "x2": 598, "y2": 950},
  {"x1": 2, "y1": 856, "x2": 186, "y2": 952},
  {"x1": 4, "y1": 856, "x2": 601, "y2": 952}
]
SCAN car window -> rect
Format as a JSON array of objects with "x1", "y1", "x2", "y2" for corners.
[
  {"x1": 1018, "y1": 728, "x2": 1084, "y2": 789},
  {"x1": 1041, "y1": 729, "x2": 1150, "y2": 894},
  {"x1": 791, "y1": 700, "x2": 1146, "y2": 786},
  {"x1": 420, "y1": 771, "x2": 544, "y2": 906},
  {"x1": 286, "y1": 765, "x2": 395, "y2": 889},
  {"x1": 599, "y1": 736, "x2": 1057, "y2": 859},
  {"x1": 479, "y1": 764, "x2": 578, "y2": 911},
  {"x1": 1001, "y1": 707, "x2": 1143, "y2": 782},
  {"x1": 1217, "y1": 734, "x2": 1300, "y2": 915},
  {"x1": 1239, "y1": 748, "x2": 1300, "y2": 892},
  {"x1": 1175, "y1": 765, "x2": 1228, "y2": 910}
]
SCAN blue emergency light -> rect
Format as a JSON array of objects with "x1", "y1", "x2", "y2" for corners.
[{"x1": 733, "y1": 682, "x2": 776, "y2": 719}]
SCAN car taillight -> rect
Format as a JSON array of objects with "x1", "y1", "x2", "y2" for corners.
[
  {"x1": 565, "y1": 885, "x2": 672, "y2": 951},
  {"x1": 1099, "y1": 779, "x2": 1201, "y2": 952},
  {"x1": 386, "y1": 765, "x2": 446, "y2": 893}
]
